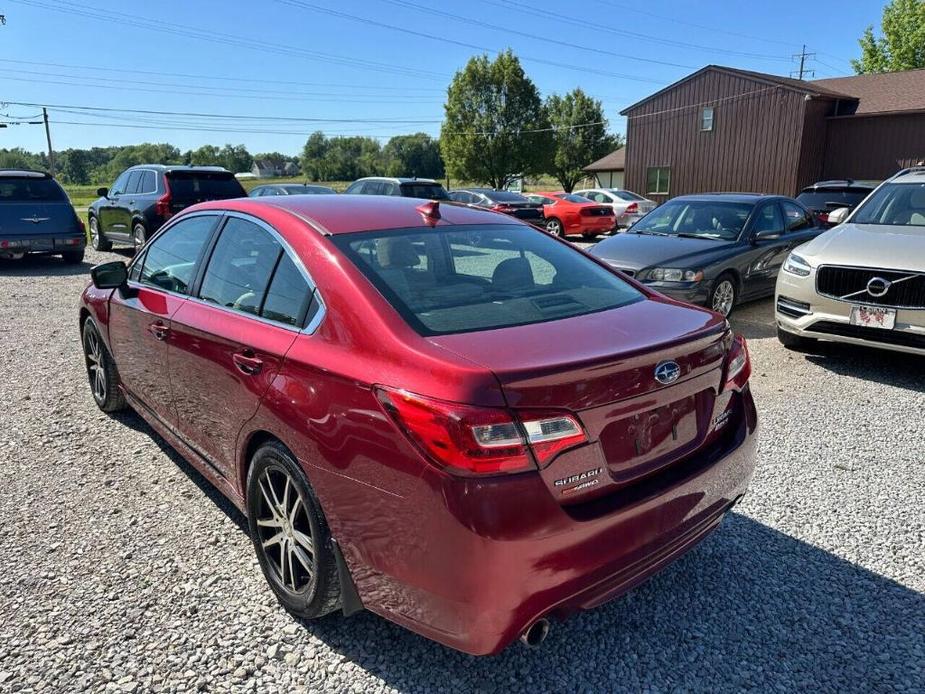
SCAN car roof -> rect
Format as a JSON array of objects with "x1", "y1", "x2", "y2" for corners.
[
  {"x1": 194, "y1": 194, "x2": 517, "y2": 235},
  {"x1": 353, "y1": 176, "x2": 439, "y2": 184},
  {"x1": 890, "y1": 168, "x2": 925, "y2": 185},
  {"x1": 126, "y1": 164, "x2": 231, "y2": 173},
  {"x1": 670, "y1": 193, "x2": 776, "y2": 204},
  {"x1": 801, "y1": 180, "x2": 877, "y2": 191},
  {"x1": 0, "y1": 169, "x2": 51, "y2": 178}
]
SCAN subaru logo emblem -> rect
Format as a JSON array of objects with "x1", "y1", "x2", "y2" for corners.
[
  {"x1": 866, "y1": 276, "x2": 892, "y2": 298},
  {"x1": 654, "y1": 360, "x2": 681, "y2": 385}
]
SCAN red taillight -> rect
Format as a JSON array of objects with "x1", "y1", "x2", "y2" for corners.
[
  {"x1": 625, "y1": 202, "x2": 638, "y2": 214},
  {"x1": 491, "y1": 203, "x2": 514, "y2": 213},
  {"x1": 155, "y1": 177, "x2": 173, "y2": 218},
  {"x1": 723, "y1": 335, "x2": 751, "y2": 391},
  {"x1": 818, "y1": 212, "x2": 829, "y2": 224},
  {"x1": 375, "y1": 388, "x2": 587, "y2": 475}
]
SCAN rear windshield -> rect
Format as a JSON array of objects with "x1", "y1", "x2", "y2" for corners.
[
  {"x1": 400, "y1": 183, "x2": 449, "y2": 200},
  {"x1": 333, "y1": 223, "x2": 643, "y2": 336},
  {"x1": 611, "y1": 190, "x2": 644, "y2": 202},
  {"x1": 0, "y1": 177, "x2": 67, "y2": 202},
  {"x1": 852, "y1": 182, "x2": 925, "y2": 227},
  {"x1": 166, "y1": 172, "x2": 245, "y2": 200},
  {"x1": 632, "y1": 200, "x2": 753, "y2": 240},
  {"x1": 557, "y1": 194, "x2": 591, "y2": 203},
  {"x1": 796, "y1": 189, "x2": 871, "y2": 211},
  {"x1": 484, "y1": 190, "x2": 529, "y2": 202},
  {"x1": 283, "y1": 185, "x2": 334, "y2": 194}
]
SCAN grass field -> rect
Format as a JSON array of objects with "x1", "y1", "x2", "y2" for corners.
[{"x1": 63, "y1": 175, "x2": 573, "y2": 212}]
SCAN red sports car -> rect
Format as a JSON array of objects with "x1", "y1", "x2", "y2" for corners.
[
  {"x1": 527, "y1": 191, "x2": 616, "y2": 238},
  {"x1": 79, "y1": 195, "x2": 757, "y2": 655}
]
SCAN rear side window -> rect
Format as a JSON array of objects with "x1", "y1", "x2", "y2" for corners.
[
  {"x1": 124, "y1": 171, "x2": 143, "y2": 195},
  {"x1": 139, "y1": 215, "x2": 217, "y2": 294},
  {"x1": 139, "y1": 170, "x2": 157, "y2": 194},
  {"x1": 199, "y1": 218, "x2": 282, "y2": 316},
  {"x1": 261, "y1": 253, "x2": 315, "y2": 327},
  {"x1": 333, "y1": 224, "x2": 642, "y2": 336},
  {"x1": 0, "y1": 177, "x2": 67, "y2": 202},
  {"x1": 167, "y1": 172, "x2": 245, "y2": 200},
  {"x1": 400, "y1": 183, "x2": 449, "y2": 200}
]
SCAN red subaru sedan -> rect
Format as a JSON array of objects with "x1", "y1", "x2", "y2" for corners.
[
  {"x1": 79, "y1": 195, "x2": 757, "y2": 655},
  {"x1": 526, "y1": 191, "x2": 616, "y2": 238}
]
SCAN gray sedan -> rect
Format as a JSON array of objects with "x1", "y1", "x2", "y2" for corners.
[{"x1": 590, "y1": 193, "x2": 823, "y2": 316}]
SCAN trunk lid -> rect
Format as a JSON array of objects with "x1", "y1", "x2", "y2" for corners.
[
  {"x1": 430, "y1": 297, "x2": 730, "y2": 500},
  {"x1": 0, "y1": 201, "x2": 81, "y2": 237}
]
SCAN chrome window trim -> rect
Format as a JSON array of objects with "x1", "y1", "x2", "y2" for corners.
[
  {"x1": 815, "y1": 263, "x2": 925, "y2": 310},
  {"x1": 125, "y1": 209, "x2": 327, "y2": 335}
]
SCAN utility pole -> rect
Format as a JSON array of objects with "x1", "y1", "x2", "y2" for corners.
[
  {"x1": 42, "y1": 107, "x2": 55, "y2": 177},
  {"x1": 791, "y1": 45, "x2": 816, "y2": 80}
]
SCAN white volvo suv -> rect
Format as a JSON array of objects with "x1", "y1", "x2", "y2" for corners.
[{"x1": 775, "y1": 167, "x2": 925, "y2": 355}]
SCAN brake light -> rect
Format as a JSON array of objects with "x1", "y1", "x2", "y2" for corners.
[
  {"x1": 625, "y1": 202, "x2": 638, "y2": 214},
  {"x1": 723, "y1": 335, "x2": 751, "y2": 391},
  {"x1": 375, "y1": 388, "x2": 588, "y2": 475},
  {"x1": 155, "y1": 178, "x2": 173, "y2": 218},
  {"x1": 818, "y1": 212, "x2": 829, "y2": 224},
  {"x1": 491, "y1": 203, "x2": 514, "y2": 213}
]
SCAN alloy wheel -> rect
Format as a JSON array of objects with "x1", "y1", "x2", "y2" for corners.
[
  {"x1": 546, "y1": 219, "x2": 562, "y2": 236},
  {"x1": 83, "y1": 326, "x2": 107, "y2": 404},
  {"x1": 132, "y1": 226, "x2": 146, "y2": 253},
  {"x1": 89, "y1": 217, "x2": 99, "y2": 244},
  {"x1": 254, "y1": 467, "x2": 316, "y2": 593},
  {"x1": 712, "y1": 279, "x2": 736, "y2": 316}
]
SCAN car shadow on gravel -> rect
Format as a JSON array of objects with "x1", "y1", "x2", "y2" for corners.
[
  {"x1": 291, "y1": 514, "x2": 924, "y2": 692},
  {"x1": 0, "y1": 256, "x2": 92, "y2": 277},
  {"x1": 799, "y1": 343, "x2": 925, "y2": 393}
]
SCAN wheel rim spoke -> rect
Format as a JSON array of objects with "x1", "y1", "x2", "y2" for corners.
[
  {"x1": 292, "y1": 529, "x2": 314, "y2": 555},
  {"x1": 255, "y1": 467, "x2": 315, "y2": 593},
  {"x1": 262, "y1": 531, "x2": 285, "y2": 549},
  {"x1": 292, "y1": 545, "x2": 313, "y2": 575},
  {"x1": 256, "y1": 517, "x2": 283, "y2": 528}
]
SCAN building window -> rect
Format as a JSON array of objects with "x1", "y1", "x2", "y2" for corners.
[
  {"x1": 646, "y1": 167, "x2": 670, "y2": 195},
  {"x1": 701, "y1": 107, "x2": 714, "y2": 131}
]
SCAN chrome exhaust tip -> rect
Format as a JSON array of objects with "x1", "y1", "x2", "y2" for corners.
[{"x1": 519, "y1": 618, "x2": 550, "y2": 648}]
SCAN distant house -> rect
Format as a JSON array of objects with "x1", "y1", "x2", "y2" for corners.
[
  {"x1": 583, "y1": 147, "x2": 625, "y2": 189},
  {"x1": 620, "y1": 65, "x2": 925, "y2": 200},
  {"x1": 283, "y1": 161, "x2": 301, "y2": 177},
  {"x1": 251, "y1": 159, "x2": 287, "y2": 178}
]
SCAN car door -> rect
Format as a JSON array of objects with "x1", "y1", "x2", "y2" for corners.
[
  {"x1": 742, "y1": 201, "x2": 789, "y2": 298},
  {"x1": 107, "y1": 213, "x2": 220, "y2": 426},
  {"x1": 99, "y1": 171, "x2": 132, "y2": 238},
  {"x1": 167, "y1": 214, "x2": 312, "y2": 478}
]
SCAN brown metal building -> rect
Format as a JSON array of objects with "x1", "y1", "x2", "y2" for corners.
[{"x1": 619, "y1": 65, "x2": 925, "y2": 200}]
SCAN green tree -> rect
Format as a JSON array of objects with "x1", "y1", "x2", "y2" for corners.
[
  {"x1": 219, "y1": 144, "x2": 253, "y2": 173},
  {"x1": 853, "y1": 0, "x2": 925, "y2": 73},
  {"x1": 440, "y1": 50, "x2": 551, "y2": 189},
  {"x1": 545, "y1": 89, "x2": 623, "y2": 192},
  {"x1": 188, "y1": 144, "x2": 222, "y2": 166},
  {"x1": 382, "y1": 133, "x2": 444, "y2": 179},
  {"x1": 0, "y1": 147, "x2": 44, "y2": 171},
  {"x1": 301, "y1": 131, "x2": 331, "y2": 180},
  {"x1": 103, "y1": 143, "x2": 182, "y2": 181}
]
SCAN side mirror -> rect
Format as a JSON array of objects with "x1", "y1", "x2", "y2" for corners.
[
  {"x1": 826, "y1": 207, "x2": 850, "y2": 225},
  {"x1": 90, "y1": 261, "x2": 128, "y2": 289},
  {"x1": 96, "y1": 187, "x2": 109, "y2": 198},
  {"x1": 752, "y1": 229, "x2": 782, "y2": 243}
]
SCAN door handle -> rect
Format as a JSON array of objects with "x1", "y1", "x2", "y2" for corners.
[
  {"x1": 147, "y1": 321, "x2": 169, "y2": 341},
  {"x1": 233, "y1": 350, "x2": 264, "y2": 375}
]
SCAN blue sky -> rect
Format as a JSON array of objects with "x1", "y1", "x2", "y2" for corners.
[{"x1": 0, "y1": 0, "x2": 883, "y2": 155}]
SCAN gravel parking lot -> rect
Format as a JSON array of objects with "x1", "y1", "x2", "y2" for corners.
[{"x1": 1, "y1": 246, "x2": 923, "y2": 693}]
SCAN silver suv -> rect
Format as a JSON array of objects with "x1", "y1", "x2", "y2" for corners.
[
  {"x1": 344, "y1": 177, "x2": 449, "y2": 200},
  {"x1": 775, "y1": 167, "x2": 925, "y2": 355}
]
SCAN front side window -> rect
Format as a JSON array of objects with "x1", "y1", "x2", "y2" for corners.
[
  {"x1": 646, "y1": 167, "x2": 670, "y2": 195},
  {"x1": 701, "y1": 107, "x2": 715, "y2": 132},
  {"x1": 344, "y1": 181, "x2": 365, "y2": 194},
  {"x1": 139, "y1": 215, "x2": 217, "y2": 294},
  {"x1": 333, "y1": 224, "x2": 643, "y2": 336},
  {"x1": 852, "y1": 182, "x2": 925, "y2": 227},
  {"x1": 110, "y1": 171, "x2": 131, "y2": 196},
  {"x1": 751, "y1": 203, "x2": 784, "y2": 233},
  {"x1": 781, "y1": 201, "x2": 813, "y2": 231},
  {"x1": 632, "y1": 200, "x2": 751, "y2": 240},
  {"x1": 199, "y1": 218, "x2": 282, "y2": 316}
]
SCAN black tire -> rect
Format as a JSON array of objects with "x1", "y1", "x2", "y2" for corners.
[
  {"x1": 61, "y1": 249, "x2": 85, "y2": 265},
  {"x1": 132, "y1": 223, "x2": 147, "y2": 254},
  {"x1": 88, "y1": 215, "x2": 111, "y2": 252},
  {"x1": 82, "y1": 319, "x2": 127, "y2": 413},
  {"x1": 777, "y1": 326, "x2": 816, "y2": 351},
  {"x1": 246, "y1": 441, "x2": 341, "y2": 619},
  {"x1": 545, "y1": 217, "x2": 563, "y2": 237},
  {"x1": 709, "y1": 272, "x2": 737, "y2": 317}
]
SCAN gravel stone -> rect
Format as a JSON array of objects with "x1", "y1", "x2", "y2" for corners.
[{"x1": 0, "y1": 248, "x2": 922, "y2": 692}]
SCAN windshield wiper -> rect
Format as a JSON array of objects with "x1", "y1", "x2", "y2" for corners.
[
  {"x1": 674, "y1": 232, "x2": 727, "y2": 240},
  {"x1": 634, "y1": 230, "x2": 668, "y2": 236}
]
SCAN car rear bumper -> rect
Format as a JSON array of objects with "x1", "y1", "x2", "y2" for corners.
[
  {"x1": 0, "y1": 234, "x2": 85, "y2": 253},
  {"x1": 617, "y1": 212, "x2": 646, "y2": 228},
  {"x1": 776, "y1": 271, "x2": 925, "y2": 355},
  {"x1": 345, "y1": 387, "x2": 758, "y2": 655},
  {"x1": 572, "y1": 219, "x2": 617, "y2": 235}
]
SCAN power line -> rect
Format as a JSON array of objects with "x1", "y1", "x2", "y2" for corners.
[
  {"x1": 790, "y1": 45, "x2": 816, "y2": 80},
  {"x1": 454, "y1": 0, "x2": 794, "y2": 62},
  {"x1": 9, "y1": 0, "x2": 447, "y2": 80},
  {"x1": 626, "y1": 85, "x2": 780, "y2": 121},
  {"x1": 277, "y1": 0, "x2": 697, "y2": 71}
]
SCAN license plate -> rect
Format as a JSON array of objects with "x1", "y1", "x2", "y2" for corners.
[
  {"x1": 849, "y1": 304, "x2": 896, "y2": 330},
  {"x1": 27, "y1": 238, "x2": 53, "y2": 251}
]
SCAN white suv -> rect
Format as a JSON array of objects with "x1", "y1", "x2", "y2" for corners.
[{"x1": 775, "y1": 167, "x2": 925, "y2": 355}]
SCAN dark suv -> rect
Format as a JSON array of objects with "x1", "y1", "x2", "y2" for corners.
[
  {"x1": 796, "y1": 180, "x2": 876, "y2": 227},
  {"x1": 344, "y1": 177, "x2": 449, "y2": 200},
  {"x1": 88, "y1": 165, "x2": 246, "y2": 251}
]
